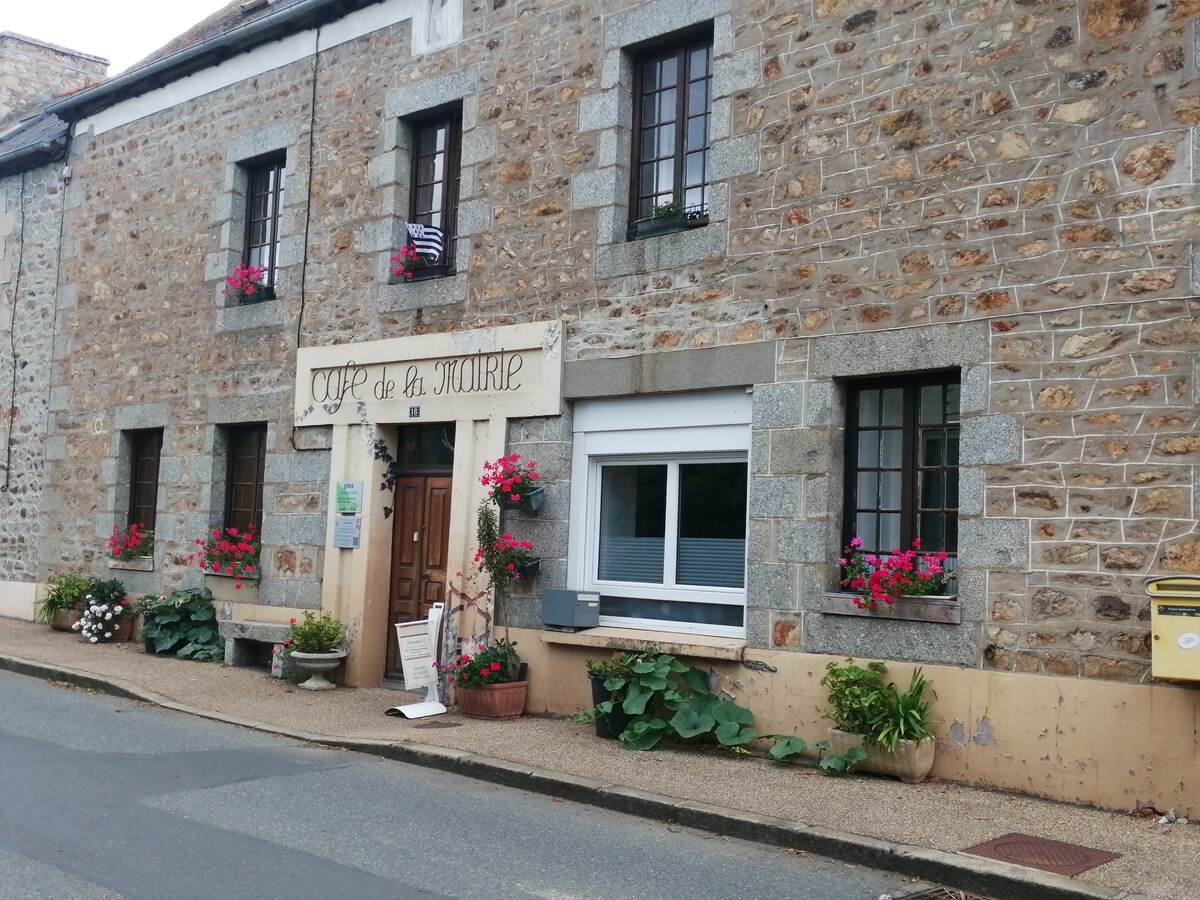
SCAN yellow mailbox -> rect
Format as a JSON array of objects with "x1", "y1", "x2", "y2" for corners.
[{"x1": 1146, "y1": 576, "x2": 1200, "y2": 681}]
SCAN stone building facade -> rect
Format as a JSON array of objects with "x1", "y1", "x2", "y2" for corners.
[
  {"x1": 0, "y1": 32, "x2": 107, "y2": 121},
  {"x1": 0, "y1": 0, "x2": 1197, "y2": 812}
]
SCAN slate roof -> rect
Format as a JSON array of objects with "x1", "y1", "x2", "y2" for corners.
[
  {"x1": 124, "y1": 0, "x2": 308, "y2": 75},
  {"x1": 47, "y1": 0, "x2": 386, "y2": 120},
  {"x1": 0, "y1": 111, "x2": 69, "y2": 175}
]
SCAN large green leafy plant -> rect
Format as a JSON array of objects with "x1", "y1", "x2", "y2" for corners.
[
  {"x1": 140, "y1": 587, "x2": 223, "y2": 661},
  {"x1": 572, "y1": 649, "x2": 756, "y2": 751}
]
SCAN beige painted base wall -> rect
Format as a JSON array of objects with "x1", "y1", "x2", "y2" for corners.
[
  {"x1": 0, "y1": 580, "x2": 37, "y2": 621},
  {"x1": 509, "y1": 626, "x2": 1200, "y2": 816}
]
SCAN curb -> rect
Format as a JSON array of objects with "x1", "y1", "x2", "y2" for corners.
[{"x1": 0, "y1": 654, "x2": 1157, "y2": 900}]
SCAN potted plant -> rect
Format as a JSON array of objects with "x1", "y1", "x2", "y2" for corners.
[
  {"x1": 189, "y1": 525, "x2": 260, "y2": 600},
  {"x1": 438, "y1": 638, "x2": 526, "y2": 718},
  {"x1": 820, "y1": 658, "x2": 938, "y2": 783},
  {"x1": 34, "y1": 572, "x2": 93, "y2": 631},
  {"x1": 71, "y1": 579, "x2": 134, "y2": 643},
  {"x1": 222, "y1": 262, "x2": 271, "y2": 304},
  {"x1": 581, "y1": 653, "x2": 636, "y2": 739},
  {"x1": 275, "y1": 610, "x2": 349, "y2": 690},
  {"x1": 107, "y1": 522, "x2": 154, "y2": 570},
  {"x1": 570, "y1": 648, "x2": 757, "y2": 752},
  {"x1": 138, "y1": 587, "x2": 222, "y2": 660},
  {"x1": 821, "y1": 538, "x2": 958, "y2": 623},
  {"x1": 479, "y1": 453, "x2": 543, "y2": 510},
  {"x1": 390, "y1": 243, "x2": 448, "y2": 282}
]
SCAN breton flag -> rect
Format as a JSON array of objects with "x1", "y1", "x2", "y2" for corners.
[{"x1": 407, "y1": 223, "x2": 444, "y2": 259}]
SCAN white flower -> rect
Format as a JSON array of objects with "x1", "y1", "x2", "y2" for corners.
[
  {"x1": 104, "y1": 613, "x2": 112, "y2": 620},
  {"x1": 103, "y1": 632, "x2": 112, "y2": 638},
  {"x1": 89, "y1": 636, "x2": 98, "y2": 643}
]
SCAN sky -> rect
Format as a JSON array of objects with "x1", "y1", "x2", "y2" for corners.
[{"x1": 3, "y1": 1, "x2": 233, "y2": 75}]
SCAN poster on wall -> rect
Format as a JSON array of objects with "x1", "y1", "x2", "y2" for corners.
[
  {"x1": 336, "y1": 481, "x2": 364, "y2": 514},
  {"x1": 333, "y1": 515, "x2": 362, "y2": 549}
]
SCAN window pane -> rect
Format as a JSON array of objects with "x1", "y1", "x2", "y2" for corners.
[
  {"x1": 598, "y1": 465, "x2": 666, "y2": 583},
  {"x1": 599, "y1": 595, "x2": 743, "y2": 628},
  {"x1": 919, "y1": 384, "x2": 944, "y2": 425},
  {"x1": 656, "y1": 87, "x2": 677, "y2": 124},
  {"x1": 945, "y1": 383, "x2": 961, "y2": 422},
  {"x1": 689, "y1": 45, "x2": 710, "y2": 78},
  {"x1": 879, "y1": 513, "x2": 901, "y2": 551},
  {"x1": 858, "y1": 389, "x2": 880, "y2": 427},
  {"x1": 685, "y1": 150, "x2": 706, "y2": 188},
  {"x1": 687, "y1": 77, "x2": 709, "y2": 116},
  {"x1": 921, "y1": 431, "x2": 943, "y2": 466},
  {"x1": 880, "y1": 388, "x2": 904, "y2": 425},
  {"x1": 919, "y1": 513, "x2": 946, "y2": 550},
  {"x1": 879, "y1": 471, "x2": 902, "y2": 510},
  {"x1": 658, "y1": 55, "x2": 678, "y2": 87},
  {"x1": 857, "y1": 430, "x2": 879, "y2": 468},
  {"x1": 677, "y1": 462, "x2": 746, "y2": 588},
  {"x1": 856, "y1": 513, "x2": 877, "y2": 551},
  {"x1": 947, "y1": 428, "x2": 960, "y2": 466},
  {"x1": 880, "y1": 429, "x2": 902, "y2": 467},
  {"x1": 857, "y1": 472, "x2": 878, "y2": 509},
  {"x1": 945, "y1": 468, "x2": 959, "y2": 508},
  {"x1": 687, "y1": 114, "x2": 708, "y2": 151},
  {"x1": 919, "y1": 470, "x2": 942, "y2": 509}
]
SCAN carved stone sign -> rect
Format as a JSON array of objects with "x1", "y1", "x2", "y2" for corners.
[{"x1": 294, "y1": 322, "x2": 562, "y2": 426}]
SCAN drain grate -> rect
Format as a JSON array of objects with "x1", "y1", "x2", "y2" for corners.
[
  {"x1": 412, "y1": 721, "x2": 463, "y2": 729},
  {"x1": 898, "y1": 889, "x2": 993, "y2": 900},
  {"x1": 963, "y1": 832, "x2": 1118, "y2": 877}
]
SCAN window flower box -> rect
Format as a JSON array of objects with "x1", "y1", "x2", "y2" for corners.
[
  {"x1": 819, "y1": 591, "x2": 960, "y2": 624},
  {"x1": 204, "y1": 572, "x2": 259, "y2": 604},
  {"x1": 107, "y1": 557, "x2": 154, "y2": 572}
]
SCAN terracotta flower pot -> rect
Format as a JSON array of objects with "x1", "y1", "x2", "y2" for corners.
[{"x1": 456, "y1": 681, "x2": 528, "y2": 719}]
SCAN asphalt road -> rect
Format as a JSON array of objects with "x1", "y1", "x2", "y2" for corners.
[{"x1": 0, "y1": 670, "x2": 931, "y2": 900}]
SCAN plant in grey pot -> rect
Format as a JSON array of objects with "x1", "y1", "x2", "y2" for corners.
[
  {"x1": 276, "y1": 610, "x2": 349, "y2": 690},
  {"x1": 821, "y1": 658, "x2": 938, "y2": 784}
]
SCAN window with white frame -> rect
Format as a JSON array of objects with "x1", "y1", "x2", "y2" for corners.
[{"x1": 570, "y1": 390, "x2": 750, "y2": 637}]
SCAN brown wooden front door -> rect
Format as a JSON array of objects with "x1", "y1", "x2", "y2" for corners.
[{"x1": 386, "y1": 474, "x2": 452, "y2": 680}]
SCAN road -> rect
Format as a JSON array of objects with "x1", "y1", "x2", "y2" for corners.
[{"x1": 0, "y1": 670, "x2": 932, "y2": 899}]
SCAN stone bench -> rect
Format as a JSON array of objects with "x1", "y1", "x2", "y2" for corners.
[{"x1": 217, "y1": 620, "x2": 290, "y2": 668}]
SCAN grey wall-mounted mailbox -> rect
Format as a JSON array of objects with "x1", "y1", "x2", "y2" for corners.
[{"x1": 540, "y1": 589, "x2": 600, "y2": 629}]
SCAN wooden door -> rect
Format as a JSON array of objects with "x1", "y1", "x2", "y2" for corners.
[{"x1": 386, "y1": 475, "x2": 452, "y2": 680}]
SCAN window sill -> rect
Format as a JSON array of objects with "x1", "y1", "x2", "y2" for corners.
[
  {"x1": 628, "y1": 215, "x2": 709, "y2": 242},
  {"x1": 388, "y1": 265, "x2": 451, "y2": 285},
  {"x1": 540, "y1": 626, "x2": 744, "y2": 661},
  {"x1": 107, "y1": 557, "x2": 154, "y2": 572},
  {"x1": 819, "y1": 592, "x2": 960, "y2": 624}
]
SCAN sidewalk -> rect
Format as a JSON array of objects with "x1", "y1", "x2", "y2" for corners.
[{"x1": 0, "y1": 617, "x2": 1184, "y2": 900}]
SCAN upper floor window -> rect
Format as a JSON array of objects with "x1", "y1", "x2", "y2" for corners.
[
  {"x1": 244, "y1": 155, "x2": 285, "y2": 296},
  {"x1": 628, "y1": 34, "x2": 712, "y2": 240},
  {"x1": 224, "y1": 424, "x2": 266, "y2": 537},
  {"x1": 127, "y1": 429, "x2": 162, "y2": 533},
  {"x1": 843, "y1": 374, "x2": 960, "y2": 566},
  {"x1": 408, "y1": 109, "x2": 462, "y2": 270}
]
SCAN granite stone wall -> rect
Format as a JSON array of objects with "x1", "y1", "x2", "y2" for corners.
[{"x1": 0, "y1": 164, "x2": 63, "y2": 582}]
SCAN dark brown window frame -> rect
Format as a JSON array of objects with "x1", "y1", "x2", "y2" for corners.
[
  {"x1": 127, "y1": 429, "x2": 163, "y2": 533},
  {"x1": 627, "y1": 29, "x2": 713, "y2": 240},
  {"x1": 842, "y1": 372, "x2": 960, "y2": 563},
  {"x1": 242, "y1": 153, "x2": 286, "y2": 298},
  {"x1": 223, "y1": 423, "x2": 266, "y2": 537},
  {"x1": 408, "y1": 107, "x2": 463, "y2": 271}
]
